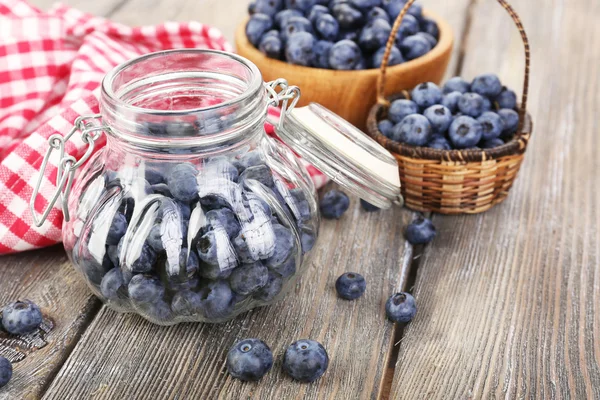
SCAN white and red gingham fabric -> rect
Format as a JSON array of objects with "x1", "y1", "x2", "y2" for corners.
[{"x1": 0, "y1": 0, "x2": 327, "y2": 255}]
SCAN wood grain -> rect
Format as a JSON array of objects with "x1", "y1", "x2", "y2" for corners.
[
  {"x1": 0, "y1": 247, "x2": 99, "y2": 400},
  {"x1": 391, "y1": 0, "x2": 600, "y2": 398},
  {"x1": 41, "y1": 189, "x2": 415, "y2": 400}
]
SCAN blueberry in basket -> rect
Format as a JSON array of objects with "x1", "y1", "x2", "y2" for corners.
[
  {"x1": 245, "y1": 0, "x2": 439, "y2": 70},
  {"x1": 378, "y1": 75, "x2": 521, "y2": 150}
]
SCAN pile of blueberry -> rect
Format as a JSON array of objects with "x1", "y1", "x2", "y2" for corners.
[
  {"x1": 377, "y1": 74, "x2": 520, "y2": 150},
  {"x1": 246, "y1": 0, "x2": 439, "y2": 70},
  {"x1": 69, "y1": 150, "x2": 317, "y2": 324}
]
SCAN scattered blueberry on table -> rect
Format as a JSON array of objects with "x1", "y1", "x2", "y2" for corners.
[
  {"x1": 247, "y1": 0, "x2": 439, "y2": 70},
  {"x1": 0, "y1": 357, "x2": 12, "y2": 388},
  {"x1": 1, "y1": 300, "x2": 43, "y2": 335},
  {"x1": 226, "y1": 339, "x2": 274, "y2": 381},
  {"x1": 385, "y1": 292, "x2": 417, "y2": 323},
  {"x1": 283, "y1": 339, "x2": 329, "y2": 382},
  {"x1": 378, "y1": 75, "x2": 520, "y2": 150},
  {"x1": 404, "y1": 216, "x2": 436, "y2": 245},
  {"x1": 335, "y1": 272, "x2": 367, "y2": 300},
  {"x1": 320, "y1": 189, "x2": 350, "y2": 219}
]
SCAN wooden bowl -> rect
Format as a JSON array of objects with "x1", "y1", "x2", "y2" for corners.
[{"x1": 235, "y1": 11, "x2": 454, "y2": 130}]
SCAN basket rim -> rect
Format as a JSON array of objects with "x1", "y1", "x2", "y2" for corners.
[{"x1": 366, "y1": 93, "x2": 533, "y2": 163}]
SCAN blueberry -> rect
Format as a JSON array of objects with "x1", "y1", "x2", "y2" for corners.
[
  {"x1": 128, "y1": 241, "x2": 157, "y2": 273},
  {"x1": 229, "y1": 262, "x2": 269, "y2": 295},
  {"x1": 393, "y1": 13, "x2": 419, "y2": 40},
  {"x1": 198, "y1": 280, "x2": 234, "y2": 319},
  {"x1": 335, "y1": 272, "x2": 366, "y2": 300},
  {"x1": 428, "y1": 137, "x2": 451, "y2": 150},
  {"x1": 443, "y1": 77, "x2": 470, "y2": 94},
  {"x1": 329, "y1": 40, "x2": 361, "y2": 70},
  {"x1": 299, "y1": 227, "x2": 316, "y2": 254},
  {"x1": 106, "y1": 212, "x2": 127, "y2": 245},
  {"x1": 259, "y1": 32, "x2": 283, "y2": 59},
  {"x1": 281, "y1": 16, "x2": 313, "y2": 42},
  {"x1": 416, "y1": 32, "x2": 437, "y2": 48},
  {"x1": 388, "y1": 99, "x2": 418, "y2": 124},
  {"x1": 0, "y1": 357, "x2": 12, "y2": 388},
  {"x1": 138, "y1": 299, "x2": 173, "y2": 322},
  {"x1": 358, "y1": 18, "x2": 391, "y2": 51},
  {"x1": 171, "y1": 290, "x2": 203, "y2": 316},
  {"x1": 423, "y1": 105, "x2": 452, "y2": 133},
  {"x1": 283, "y1": 340, "x2": 329, "y2": 382},
  {"x1": 254, "y1": 0, "x2": 283, "y2": 16},
  {"x1": 1, "y1": 300, "x2": 43, "y2": 335},
  {"x1": 198, "y1": 262, "x2": 233, "y2": 280},
  {"x1": 269, "y1": 255, "x2": 296, "y2": 278},
  {"x1": 249, "y1": 1, "x2": 257, "y2": 14},
  {"x1": 265, "y1": 224, "x2": 295, "y2": 267},
  {"x1": 151, "y1": 183, "x2": 172, "y2": 197},
  {"x1": 385, "y1": 292, "x2": 416, "y2": 322},
  {"x1": 360, "y1": 199, "x2": 379, "y2": 211},
  {"x1": 391, "y1": 114, "x2": 432, "y2": 146},
  {"x1": 308, "y1": 4, "x2": 329, "y2": 23},
  {"x1": 448, "y1": 116, "x2": 482, "y2": 149},
  {"x1": 274, "y1": 9, "x2": 303, "y2": 28},
  {"x1": 378, "y1": 119, "x2": 394, "y2": 137},
  {"x1": 197, "y1": 231, "x2": 220, "y2": 265},
  {"x1": 147, "y1": 224, "x2": 164, "y2": 253},
  {"x1": 471, "y1": 74, "x2": 503, "y2": 98},
  {"x1": 313, "y1": 40, "x2": 334, "y2": 68},
  {"x1": 206, "y1": 208, "x2": 241, "y2": 239},
  {"x1": 239, "y1": 165, "x2": 274, "y2": 188},
  {"x1": 411, "y1": 82, "x2": 443, "y2": 109},
  {"x1": 233, "y1": 233, "x2": 256, "y2": 264},
  {"x1": 287, "y1": 188, "x2": 311, "y2": 222},
  {"x1": 383, "y1": 0, "x2": 414, "y2": 19},
  {"x1": 167, "y1": 163, "x2": 198, "y2": 202},
  {"x1": 498, "y1": 108, "x2": 519, "y2": 136},
  {"x1": 441, "y1": 91, "x2": 462, "y2": 113},
  {"x1": 495, "y1": 88, "x2": 517, "y2": 110},
  {"x1": 315, "y1": 14, "x2": 340, "y2": 41},
  {"x1": 372, "y1": 45, "x2": 404, "y2": 68},
  {"x1": 477, "y1": 111, "x2": 504, "y2": 140},
  {"x1": 286, "y1": 32, "x2": 316, "y2": 66},
  {"x1": 179, "y1": 249, "x2": 200, "y2": 277},
  {"x1": 246, "y1": 14, "x2": 273, "y2": 47},
  {"x1": 349, "y1": 0, "x2": 382, "y2": 10},
  {"x1": 458, "y1": 93, "x2": 486, "y2": 118},
  {"x1": 480, "y1": 138, "x2": 505, "y2": 149},
  {"x1": 227, "y1": 339, "x2": 273, "y2": 381},
  {"x1": 100, "y1": 268, "x2": 126, "y2": 300},
  {"x1": 331, "y1": 3, "x2": 364, "y2": 29},
  {"x1": 405, "y1": 216, "x2": 436, "y2": 244},
  {"x1": 128, "y1": 274, "x2": 165, "y2": 304},
  {"x1": 244, "y1": 192, "x2": 272, "y2": 216},
  {"x1": 320, "y1": 189, "x2": 350, "y2": 219},
  {"x1": 337, "y1": 29, "x2": 358, "y2": 42},
  {"x1": 286, "y1": 0, "x2": 317, "y2": 12},
  {"x1": 145, "y1": 167, "x2": 166, "y2": 185},
  {"x1": 239, "y1": 150, "x2": 265, "y2": 170},
  {"x1": 253, "y1": 272, "x2": 284, "y2": 301},
  {"x1": 420, "y1": 17, "x2": 439, "y2": 40},
  {"x1": 366, "y1": 6, "x2": 390, "y2": 22},
  {"x1": 400, "y1": 34, "x2": 432, "y2": 60}
]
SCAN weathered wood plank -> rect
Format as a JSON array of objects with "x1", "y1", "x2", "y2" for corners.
[
  {"x1": 0, "y1": 246, "x2": 99, "y2": 400},
  {"x1": 41, "y1": 189, "x2": 415, "y2": 400},
  {"x1": 391, "y1": 0, "x2": 600, "y2": 398}
]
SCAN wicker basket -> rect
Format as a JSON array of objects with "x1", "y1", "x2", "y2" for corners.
[{"x1": 366, "y1": 0, "x2": 532, "y2": 214}]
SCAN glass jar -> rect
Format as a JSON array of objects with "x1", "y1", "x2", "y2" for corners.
[{"x1": 32, "y1": 50, "x2": 401, "y2": 325}]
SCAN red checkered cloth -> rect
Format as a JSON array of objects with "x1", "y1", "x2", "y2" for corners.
[{"x1": 0, "y1": 0, "x2": 327, "y2": 254}]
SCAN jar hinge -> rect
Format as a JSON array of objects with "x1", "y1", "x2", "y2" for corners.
[
  {"x1": 264, "y1": 79, "x2": 301, "y2": 129},
  {"x1": 30, "y1": 114, "x2": 107, "y2": 227}
]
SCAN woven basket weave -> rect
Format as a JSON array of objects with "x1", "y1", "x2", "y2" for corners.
[{"x1": 366, "y1": 0, "x2": 532, "y2": 214}]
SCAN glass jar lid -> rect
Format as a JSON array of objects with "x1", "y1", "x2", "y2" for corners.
[{"x1": 276, "y1": 103, "x2": 401, "y2": 209}]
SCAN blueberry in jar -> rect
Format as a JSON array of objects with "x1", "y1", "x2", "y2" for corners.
[
  {"x1": 128, "y1": 274, "x2": 165, "y2": 305},
  {"x1": 198, "y1": 280, "x2": 234, "y2": 320},
  {"x1": 253, "y1": 272, "x2": 284, "y2": 302},
  {"x1": 167, "y1": 163, "x2": 198, "y2": 202},
  {"x1": 100, "y1": 268, "x2": 127, "y2": 301},
  {"x1": 265, "y1": 224, "x2": 295, "y2": 267},
  {"x1": 106, "y1": 212, "x2": 128, "y2": 245},
  {"x1": 229, "y1": 262, "x2": 269, "y2": 296},
  {"x1": 227, "y1": 339, "x2": 273, "y2": 381},
  {"x1": 171, "y1": 290, "x2": 204, "y2": 317}
]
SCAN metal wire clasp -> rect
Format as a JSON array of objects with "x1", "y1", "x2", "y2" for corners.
[
  {"x1": 30, "y1": 114, "x2": 106, "y2": 227},
  {"x1": 264, "y1": 79, "x2": 301, "y2": 129}
]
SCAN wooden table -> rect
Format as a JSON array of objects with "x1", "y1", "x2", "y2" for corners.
[{"x1": 1, "y1": 0, "x2": 598, "y2": 398}]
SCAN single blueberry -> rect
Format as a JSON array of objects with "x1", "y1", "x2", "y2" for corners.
[
  {"x1": 400, "y1": 34, "x2": 432, "y2": 60},
  {"x1": 128, "y1": 274, "x2": 165, "y2": 304},
  {"x1": 331, "y1": 3, "x2": 364, "y2": 29},
  {"x1": 281, "y1": 16, "x2": 313, "y2": 42},
  {"x1": 283, "y1": 339, "x2": 329, "y2": 382},
  {"x1": 495, "y1": 88, "x2": 517, "y2": 110},
  {"x1": 248, "y1": 1, "x2": 257, "y2": 14},
  {"x1": 308, "y1": 4, "x2": 329, "y2": 23},
  {"x1": 471, "y1": 74, "x2": 503, "y2": 98},
  {"x1": 274, "y1": 9, "x2": 303, "y2": 28},
  {"x1": 416, "y1": 32, "x2": 437, "y2": 48},
  {"x1": 286, "y1": 0, "x2": 318, "y2": 12},
  {"x1": 391, "y1": 114, "x2": 432, "y2": 146},
  {"x1": 423, "y1": 105, "x2": 453, "y2": 134},
  {"x1": 458, "y1": 93, "x2": 487, "y2": 118},
  {"x1": 480, "y1": 138, "x2": 505, "y2": 149},
  {"x1": 198, "y1": 280, "x2": 234, "y2": 319},
  {"x1": 315, "y1": 13, "x2": 340, "y2": 41},
  {"x1": 372, "y1": 45, "x2": 404, "y2": 68},
  {"x1": 129, "y1": 241, "x2": 157, "y2": 273},
  {"x1": 206, "y1": 208, "x2": 241, "y2": 239},
  {"x1": 428, "y1": 137, "x2": 452, "y2": 150},
  {"x1": 498, "y1": 108, "x2": 520, "y2": 136},
  {"x1": 329, "y1": 39, "x2": 361, "y2": 70},
  {"x1": 254, "y1": 0, "x2": 283, "y2": 16},
  {"x1": 239, "y1": 165, "x2": 274, "y2": 188},
  {"x1": 167, "y1": 163, "x2": 198, "y2": 202},
  {"x1": 106, "y1": 212, "x2": 128, "y2": 246},
  {"x1": 269, "y1": 255, "x2": 296, "y2": 278},
  {"x1": 388, "y1": 99, "x2": 419, "y2": 124},
  {"x1": 0, "y1": 357, "x2": 12, "y2": 388},
  {"x1": 265, "y1": 224, "x2": 296, "y2": 267},
  {"x1": 366, "y1": 6, "x2": 390, "y2": 22},
  {"x1": 420, "y1": 17, "x2": 440, "y2": 40},
  {"x1": 313, "y1": 40, "x2": 334, "y2": 68},
  {"x1": 285, "y1": 32, "x2": 316, "y2": 66},
  {"x1": 100, "y1": 268, "x2": 126, "y2": 300},
  {"x1": 358, "y1": 18, "x2": 392, "y2": 51},
  {"x1": 335, "y1": 272, "x2": 366, "y2": 300},
  {"x1": 320, "y1": 189, "x2": 350, "y2": 219},
  {"x1": 405, "y1": 216, "x2": 436, "y2": 244},
  {"x1": 1, "y1": 300, "x2": 43, "y2": 335},
  {"x1": 227, "y1": 339, "x2": 273, "y2": 381},
  {"x1": 349, "y1": 0, "x2": 382, "y2": 10},
  {"x1": 378, "y1": 119, "x2": 394, "y2": 137},
  {"x1": 443, "y1": 77, "x2": 471, "y2": 94},
  {"x1": 394, "y1": 14, "x2": 420, "y2": 40},
  {"x1": 477, "y1": 111, "x2": 504, "y2": 140},
  {"x1": 253, "y1": 272, "x2": 284, "y2": 301},
  {"x1": 259, "y1": 33, "x2": 283, "y2": 59},
  {"x1": 441, "y1": 91, "x2": 462, "y2": 113},
  {"x1": 385, "y1": 292, "x2": 417, "y2": 322},
  {"x1": 411, "y1": 82, "x2": 443, "y2": 109},
  {"x1": 246, "y1": 14, "x2": 274, "y2": 47},
  {"x1": 229, "y1": 262, "x2": 269, "y2": 295},
  {"x1": 448, "y1": 116, "x2": 483, "y2": 149},
  {"x1": 360, "y1": 199, "x2": 380, "y2": 211},
  {"x1": 482, "y1": 96, "x2": 493, "y2": 112},
  {"x1": 171, "y1": 290, "x2": 204, "y2": 317}
]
